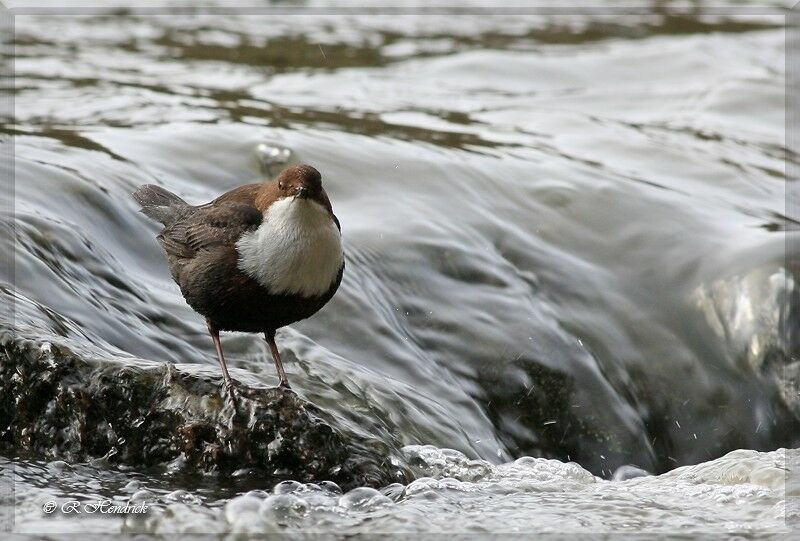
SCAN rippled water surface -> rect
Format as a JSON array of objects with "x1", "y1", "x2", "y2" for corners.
[{"x1": 2, "y1": 0, "x2": 798, "y2": 535}]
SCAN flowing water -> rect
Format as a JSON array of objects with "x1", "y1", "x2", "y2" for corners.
[{"x1": 1, "y1": 1, "x2": 799, "y2": 535}]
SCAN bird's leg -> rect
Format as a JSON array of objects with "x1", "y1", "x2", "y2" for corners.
[
  {"x1": 207, "y1": 320, "x2": 237, "y2": 404},
  {"x1": 264, "y1": 330, "x2": 290, "y2": 389}
]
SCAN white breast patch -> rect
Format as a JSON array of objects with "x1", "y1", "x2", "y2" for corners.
[{"x1": 236, "y1": 197, "x2": 343, "y2": 297}]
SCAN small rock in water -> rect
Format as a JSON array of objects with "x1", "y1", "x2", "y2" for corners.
[{"x1": 256, "y1": 143, "x2": 292, "y2": 176}]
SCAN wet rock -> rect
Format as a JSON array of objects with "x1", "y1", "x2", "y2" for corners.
[{"x1": 0, "y1": 334, "x2": 408, "y2": 490}]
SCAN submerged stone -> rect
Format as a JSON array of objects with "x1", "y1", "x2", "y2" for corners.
[{"x1": 0, "y1": 334, "x2": 408, "y2": 490}]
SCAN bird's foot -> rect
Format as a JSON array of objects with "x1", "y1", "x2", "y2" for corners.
[
  {"x1": 222, "y1": 380, "x2": 238, "y2": 409},
  {"x1": 278, "y1": 380, "x2": 292, "y2": 392}
]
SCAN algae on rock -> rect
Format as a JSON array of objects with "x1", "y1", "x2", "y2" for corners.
[{"x1": 0, "y1": 335, "x2": 408, "y2": 490}]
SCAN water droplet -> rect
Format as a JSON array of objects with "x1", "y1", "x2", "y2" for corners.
[
  {"x1": 225, "y1": 495, "x2": 262, "y2": 524},
  {"x1": 259, "y1": 494, "x2": 309, "y2": 523},
  {"x1": 273, "y1": 480, "x2": 303, "y2": 495},
  {"x1": 338, "y1": 487, "x2": 393, "y2": 511},
  {"x1": 319, "y1": 481, "x2": 342, "y2": 494},
  {"x1": 129, "y1": 489, "x2": 152, "y2": 503},
  {"x1": 612, "y1": 465, "x2": 651, "y2": 481},
  {"x1": 123, "y1": 480, "x2": 142, "y2": 492},
  {"x1": 379, "y1": 483, "x2": 406, "y2": 501}
]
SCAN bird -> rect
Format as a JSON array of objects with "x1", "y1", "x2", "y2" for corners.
[{"x1": 132, "y1": 164, "x2": 344, "y2": 400}]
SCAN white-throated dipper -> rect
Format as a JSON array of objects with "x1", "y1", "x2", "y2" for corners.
[{"x1": 132, "y1": 164, "x2": 343, "y2": 399}]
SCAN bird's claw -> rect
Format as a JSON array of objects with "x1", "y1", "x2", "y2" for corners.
[{"x1": 222, "y1": 381, "x2": 238, "y2": 408}]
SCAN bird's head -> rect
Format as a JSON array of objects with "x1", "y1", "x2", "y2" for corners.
[
  {"x1": 275, "y1": 164, "x2": 324, "y2": 203},
  {"x1": 255, "y1": 163, "x2": 334, "y2": 218}
]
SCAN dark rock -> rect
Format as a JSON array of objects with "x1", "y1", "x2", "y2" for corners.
[{"x1": 0, "y1": 334, "x2": 409, "y2": 490}]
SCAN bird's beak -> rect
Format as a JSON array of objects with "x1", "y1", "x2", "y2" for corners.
[{"x1": 294, "y1": 186, "x2": 310, "y2": 200}]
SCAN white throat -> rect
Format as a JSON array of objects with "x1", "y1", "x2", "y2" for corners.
[{"x1": 236, "y1": 197, "x2": 343, "y2": 297}]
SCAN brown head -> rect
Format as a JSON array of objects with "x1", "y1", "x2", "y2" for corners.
[{"x1": 255, "y1": 164, "x2": 332, "y2": 213}]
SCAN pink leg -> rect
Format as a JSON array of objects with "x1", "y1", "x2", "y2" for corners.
[
  {"x1": 207, "y1": 320, "x2": 236, "y2": 403},
  {"x1": 264, "y1": 330, "x2": 290, "y2": 388}
]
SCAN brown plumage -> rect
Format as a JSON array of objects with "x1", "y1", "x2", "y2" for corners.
[{"x1": 132, "y1": 165, "x2": 344, "y2": 398}]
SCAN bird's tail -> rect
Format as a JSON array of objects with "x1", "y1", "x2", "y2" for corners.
[{"x1": 131, "y1": 184, "x2": 190, "y2": 226}]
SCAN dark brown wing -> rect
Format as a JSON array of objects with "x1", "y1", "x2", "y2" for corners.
[{"x1": 157, "y1": 201, "x2": 262, "y2": 259}]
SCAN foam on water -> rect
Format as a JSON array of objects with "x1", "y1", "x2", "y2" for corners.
[
  {"x1": 7, "y1": 446, "x2": 795, "y2": 534},
  {"x1": 2, "y1": 1, "x2": 798, "y2": 536}
]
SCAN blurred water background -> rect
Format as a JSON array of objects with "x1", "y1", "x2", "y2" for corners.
[{"x1": 1, "y1": 0, "x2": 798, "y2": 535}]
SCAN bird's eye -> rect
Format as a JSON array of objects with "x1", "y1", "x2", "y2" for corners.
[{"x1": 278, "y1": 182, "x2": 284, "y2": 189}]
